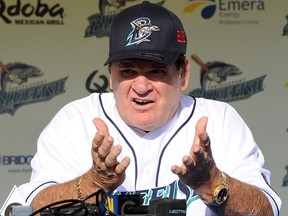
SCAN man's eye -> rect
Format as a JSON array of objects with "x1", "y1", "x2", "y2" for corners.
[
  {"x1": 147, "y1": 69, "x2": 166, "y2": 79},
  {"x1": 151, "y1": 69, "x2": 165, "y2": 74},
  {"x1": 119, "y1": 69, "x2": 137, "y2": 78}
]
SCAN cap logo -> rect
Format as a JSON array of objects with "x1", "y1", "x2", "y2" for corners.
[{"x1": 126, "y1": 17, "x2": 160, "y2": 46}]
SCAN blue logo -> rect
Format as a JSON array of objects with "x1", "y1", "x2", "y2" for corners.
[
  {"x1": 126, "y1": 18, "x2": 160, "y2": 46},
  {"x1": 2, "y1": 155, "x2": 33, "y2": 165}
]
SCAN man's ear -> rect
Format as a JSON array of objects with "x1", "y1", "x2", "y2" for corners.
[
  {"x1": 108, "y1": 66, "x2": 113, "y2": 91},
  {"x1": 180, "y1": 56, "x2": 191, "y2": 91}
]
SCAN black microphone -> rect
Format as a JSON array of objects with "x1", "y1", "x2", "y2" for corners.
[
  {"x1": 121, "y1": 200, "x2": 148, "y2": 215},
  {"x1": 109, "y1": 194, "x2": 186, "y2": 216}
]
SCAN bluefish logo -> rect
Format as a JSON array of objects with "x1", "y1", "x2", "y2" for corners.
[
  {"x1": 184, "y1": 0, "x2": 265, "y2": 19},
  {"x1": 0, "y1": 60, "x2": 68, "y2": 115},
  {"x1": 126, "y1": 18, "x2": 160, "y2": 46},
  {"x1": 189, "y1": 54, "x2": 266, "y2": 102}
]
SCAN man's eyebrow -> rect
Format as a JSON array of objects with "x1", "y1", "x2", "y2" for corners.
[{"x1": 117, "y1": 61, "x2": 134, "y2": 67}]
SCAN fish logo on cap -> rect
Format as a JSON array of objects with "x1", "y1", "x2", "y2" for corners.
[{"x1": 126, "y1": 17, "x2": 160, "y2": 46}]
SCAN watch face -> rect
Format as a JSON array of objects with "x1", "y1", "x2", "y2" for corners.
[{"x1": 216, "y1": 188, "x2": 228, "y2": 204}]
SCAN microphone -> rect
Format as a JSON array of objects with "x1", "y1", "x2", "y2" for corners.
[
  {"x1": 108, "y1": 194, "x2": 145, "y2": 215},
  {"x1": 108, "y1": 194, "x2": 186, "y2": 216},
  {"x1": 0, "y1": 186, "x2": 28, "y2": 216},
  {"x1": 9, "y1": 205, "x2": 32, "y2": 216},
  {"x1": 148, "y1": 198, "x2": 186, "y2": 216},
  {"x1": 121, "y1": 200, "x2": 148, "y2": 215},
  {"x1": 4, "y1": 203, "x2": 21, "y2": 216}
]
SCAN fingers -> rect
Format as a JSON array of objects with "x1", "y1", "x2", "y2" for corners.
[
  {"x1": 115, "y1": 156, "x2": 130, "y2": 175},
  {"x1": 190, "y1": 117, "x2": 213, "y2": 168},
  {"x1": 89, "y1": 118, "x2": 129, "y2": 193},
  {"x1": 93, "y1": 118, "x2": 110, "y2": 137},
  {"x1": 92, "y1": 118, "x2": 114, "y2": 159},
  {"x1": 171, "y1": 155, "x2": 193, "y2": 176},
  {"x1": 105, "y1": 145, "x2": 122, "y2": 167},
  {"x1": 196, "y1": 116, "x2": 208, "y2": 133},
  {"x1": 104, "y1": 145, "x2": 130, "y2": 172},
  {"x1": 191, "y1": 116, "x2": 210, "y2": 154},
  {"x1": 92, "y1": 118, "x2": 110, "y2": 150},
  {"x1": 98, "y1": 135, "x2": 114, "y2": 159},
  {"x1": 171, "y1": 165, "x2": 183, "y2": 175},
  {"x1": 101, "y1": 145, "x2": 130, "y2": 175},
  {"x1": 93, "y1": 142, "x2": 128, "y2": 173},
  {"x1": 195, "y1": 116, "x2": 209, "y2": 145},
  {"x1": 183, "y1": 117, "x2": 212, "y2": 171},
  {"x1": 171, "y1": 116, "x2": 217, "y2": 189},
  {"x1": 92, "y1": 118, "x2": 130, "y2": 172}
]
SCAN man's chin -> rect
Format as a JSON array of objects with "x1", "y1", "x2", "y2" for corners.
[{"x1": 128, "y1": 118, "x2": 163, "y2": 132}]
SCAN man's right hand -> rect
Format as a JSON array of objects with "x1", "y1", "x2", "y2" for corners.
[{"x1": 88, "y1": 118, "x2": 130, "y2": 193}]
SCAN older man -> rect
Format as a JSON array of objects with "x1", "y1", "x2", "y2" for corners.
[{"x1": 19, "y1": 1, "x2": 281, "y2": 215}]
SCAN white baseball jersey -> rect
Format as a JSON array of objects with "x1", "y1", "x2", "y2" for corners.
[{"x1": 18, "y1": 93, "x2": 281, "y2": 215}]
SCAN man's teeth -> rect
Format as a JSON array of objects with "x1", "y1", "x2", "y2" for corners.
[{"x1": 135, "y1": 99, "x2": 150, "y2": 104}]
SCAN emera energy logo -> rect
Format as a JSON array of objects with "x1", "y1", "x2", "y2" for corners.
[{"x1": 184, "y1": 0, "x2": 265, "y2": 22}]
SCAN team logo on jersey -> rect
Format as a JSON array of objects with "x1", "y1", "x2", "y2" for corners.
[
  {"x1": 113, "y1": 179, "x2": 199, "y2": 207},
  {"x1": 126, "y1": 18, "x2": 160, "y2": 46}
]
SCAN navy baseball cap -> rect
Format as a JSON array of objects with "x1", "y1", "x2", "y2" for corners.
[{"x1": 104, "y1": 1, "x2": 187, "y2": 66}]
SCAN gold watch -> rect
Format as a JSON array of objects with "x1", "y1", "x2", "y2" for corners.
[{"x1": 203, "y1": 172, "x2": 229, "y2": 206}]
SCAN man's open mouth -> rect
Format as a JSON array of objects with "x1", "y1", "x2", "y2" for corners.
[{"x1": 134, "y1": 99, "x2": 153, "y2": 105}]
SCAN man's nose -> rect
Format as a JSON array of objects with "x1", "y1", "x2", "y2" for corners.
[{"x1": 131, "y1": 75, "x2": 153, "y2": 94}]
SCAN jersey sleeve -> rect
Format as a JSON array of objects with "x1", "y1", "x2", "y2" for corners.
[
  {"x1": 208, "y1": 101, "x2": 281, "y2": 215},
  {"x1": 18, "y1": 95, "x2": 99, "y2": 204}
]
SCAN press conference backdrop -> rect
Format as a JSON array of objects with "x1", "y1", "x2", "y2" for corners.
[{"x1": 1, "y1": 0, "x2": 287, "y2": 215}]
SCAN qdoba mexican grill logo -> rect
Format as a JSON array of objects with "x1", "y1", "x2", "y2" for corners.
[{"x1": 0, "y1": 0, "x2": 65, "y2": 25}]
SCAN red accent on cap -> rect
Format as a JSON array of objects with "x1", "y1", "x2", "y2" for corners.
[{"x1": 177, "y1": 30, "x2": 186, "y2": 43}]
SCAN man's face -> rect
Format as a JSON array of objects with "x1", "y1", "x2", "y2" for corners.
[{"x1": 109, "y1": 58, "x2": 190, "y2": 132}]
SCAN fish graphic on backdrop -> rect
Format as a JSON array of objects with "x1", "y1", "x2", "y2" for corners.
[{"x1": 0, "y1": 60, "x2": 43, "y2": 91}]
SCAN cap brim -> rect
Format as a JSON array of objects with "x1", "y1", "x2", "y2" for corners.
[{"x1": 104, "y1": 50, "x2": 180, "y2": 66}]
